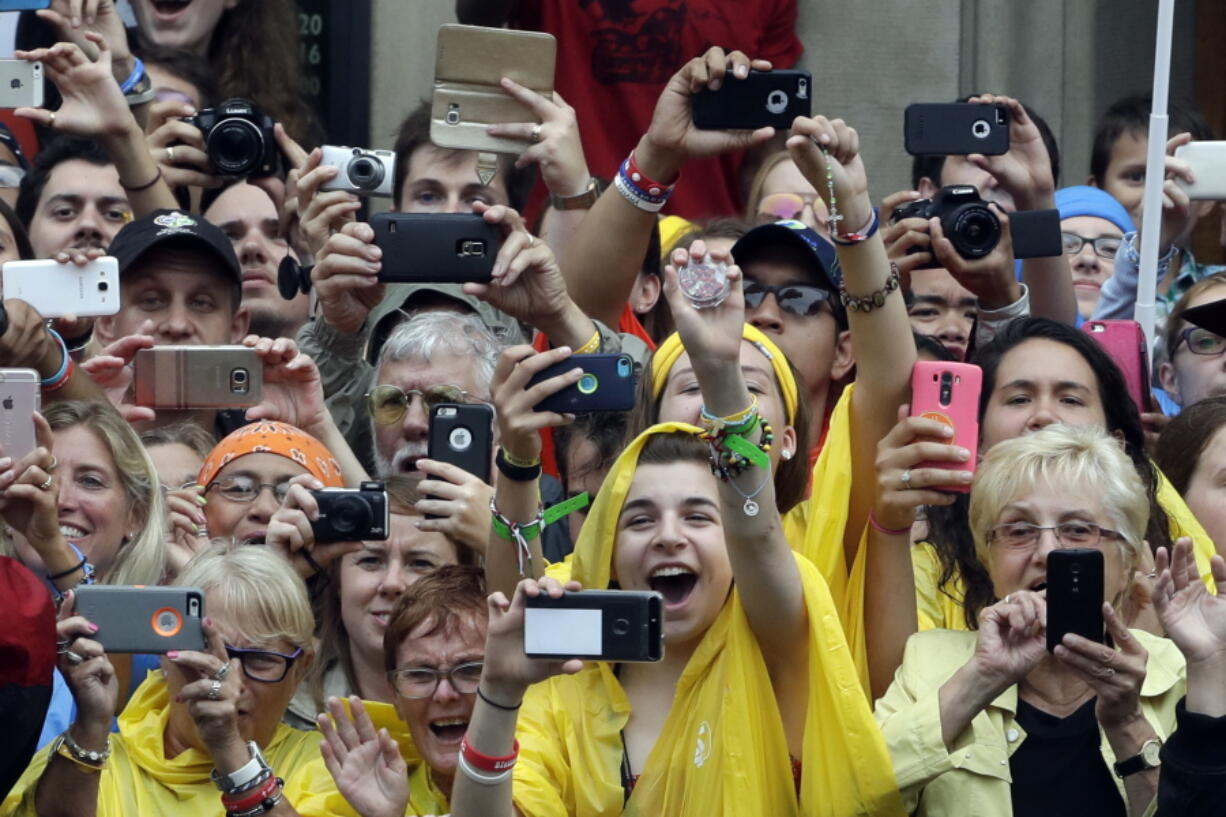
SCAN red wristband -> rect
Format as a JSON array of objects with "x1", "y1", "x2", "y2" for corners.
[
  {"x1": 221, "y1": 775, "x2": 279, "y2": 812},
  {"x1": 868, "y1": 510, "x2": 910, "y2": 537},
  {"x1": 461, "y1": 735, "x2": 519, "y2": 774},
  {"x1": 41, "y1": 356, "x2": 74, "y2": 393},
  {"x1": 625, "y1": 151, "x2": 678, "y2": 197}
]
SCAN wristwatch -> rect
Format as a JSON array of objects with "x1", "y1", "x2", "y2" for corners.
[
  {"x1": 549, "y1": 177, "x2": 601, "y2": 211},
  {"x1": 211, "y1": 741, "x2": 272, "y2": 792},
  {"x1": 1112, "y1": 738, "x2": 1162, "y2": 777}
]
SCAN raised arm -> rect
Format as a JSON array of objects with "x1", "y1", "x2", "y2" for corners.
[{"x1": 787, "y1": 117, "x2": 916, "y2": 563}]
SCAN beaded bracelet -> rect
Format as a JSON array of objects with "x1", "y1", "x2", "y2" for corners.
[{"x1": 839, "y1": 261, "x2": 901, "y2": 313}]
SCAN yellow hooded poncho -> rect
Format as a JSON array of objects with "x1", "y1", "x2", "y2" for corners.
[
  {"x1": 1, "y1": 671, "x2": 327, "y2": 817},
  {"x1": 515, "y1": 424, "x2": 903, "y2": 817}
]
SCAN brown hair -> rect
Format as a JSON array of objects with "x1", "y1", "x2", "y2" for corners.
[
  {"x1": 139, "y1": 421, "x2": 217, "y2": 460},
  {"x1": 1155, "y1": 396, "x2": 1226, "y2": 495},
  {"x1": 382, "y1": 474, "x2": 478, "y2": 567},
  {"x1": 1163, "y1": 271, "x2": 1226, "y2": 357},
  {"x1": 382, "y1": 564, "x2": 487, "y2": 672}
]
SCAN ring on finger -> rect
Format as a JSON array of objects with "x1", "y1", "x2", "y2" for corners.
[
  {"x1": 65, "y1": 650, "x2": 83, "y2": 665},
  {"x1": 900, "y1": 469, "x2": 912, "y2": 489},
  {"x1": 47, "y1": 456, "x2": 58, "y2": 473},
  {"x1": 166, "y1": 145, "x2": 177, "y2": 163},
  {"x1": 1002, "y1": 594, "x2": 1012, "y2": 605},
  {"x1": 208, "y1": 680, "x2": 222, "y2": 700},
  {"x1": 1100, "y1": 667, "x2": 1116, "y2": 679},
  {"x1": 530, "y1": 123, "x2": 543, "y2": 143},
  {"x1": 527, "y1": 234, "x2": 537, "y2": 248},
  {"x1": 211, "y1": 663, "x2": 231, "y2": 682},
  {"x1": 37, "y1": 475, "x2": 54, "y2": 491}
]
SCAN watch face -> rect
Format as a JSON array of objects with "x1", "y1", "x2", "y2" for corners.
[{"x1": 1142, "y1": 740, "x2": 1162, "y2": 767}]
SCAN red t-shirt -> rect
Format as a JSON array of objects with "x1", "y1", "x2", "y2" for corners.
[{"x1": 509, "y1": 0, "x2": 802, "y2": 220}]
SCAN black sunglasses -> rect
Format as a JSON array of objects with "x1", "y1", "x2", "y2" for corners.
[{"x1": 741, "y1": 280, "x2": 835, "y2": 317}]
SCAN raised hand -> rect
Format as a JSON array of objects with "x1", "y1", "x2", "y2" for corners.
[
  {"x1": 318, "y1": 695, "x2": 409, "y2": 817},
  {"x1": 56, "y1": 590, "x2": 118, "y2": 730},
  {"x1": 1053, "y1": 601, "x2": 1149, "y2": 729},
  {"x1": 969, "y1": 591, "x2": 1049, "y2": 693},
  {"x1": 480, "y1": 577, "x2": 586, "y2": 706},
  {"x1": 414, "y1": 459, "x2": 492, "y2": 555},
  {"x1": 1153, "y1": 538, "x2": 1226, "y2": 665},
  {"x1": 265, "y1": 475, "x2": 363, "y2": 579},
  {"x1": 164, "y1": 483, "x2": 210, "y2": 578},
  {"x1": 661, "y1": 239, "x2": 745, "y2": 370},
  {"x1": 311, "y1": 221, "x2": 384, "y2": 335},
  {"x1": 880, "y1": 190, "x2": 933, "y2": 290},
  {"x1": 872, "y1": 405, "x2": 968, "y2": 532},
  {"x1": 38, "y1": 0, "x2": 134, "y2": 79},
  {"x1": 488, "y1": 80, "x2": 590, "y2": 197},
  {"x1": 15, "y1": 34, "x2": 132, "y2": 138},
  {"x1": 145, "y1": 100, "x2": 220, "y2": 189},
  {"x1": 80, "y1": 329, "x2": 156, "y2": 424},
  {"x1": 166, "y1": 616, "x2": 245, "y2": 760},
  {"x1": 242, "y1": 336, "x2": 330, "y2": 435},
  {"x1": 293, "y1": 146, "x2": 361, "y2": 260},
  {"x1": 490, "y1": 345, "x2": 583, "y2": 465},
  {"x1": 0, "y1": 413, "x2": 64, "y2": 553},
  {"x1": 786, "y1": 115, "x2": 872, "y2": 234},
  {"x1": 930, "y1": 202, "x2": 1021, "y2": 310},
  {"x1": 962, "y1": 95, "x2": 1055, "y2": 211}
]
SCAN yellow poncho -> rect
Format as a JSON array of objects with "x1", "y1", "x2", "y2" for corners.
[
  {"x1": 1, "y1": 671, "x2": 327, "y2": 817},
  {"x1": 518, "y1": 423, "x2": 903, "y2": 817}
]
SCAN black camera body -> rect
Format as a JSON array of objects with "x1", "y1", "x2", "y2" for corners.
[
  {"x1": 184, "y1": 97, "x2": 279, "y2": 178},
  {"x1": 310, "y1": 480, "x2": 389, "y2": 543}
]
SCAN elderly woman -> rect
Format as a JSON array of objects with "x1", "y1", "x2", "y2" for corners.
[
  {"x1": 1, "y1": 545, "x2": 328, "y2": 817},
  {"x1": 874, "y1": 424, "x2": 1186, "y2": 817}
]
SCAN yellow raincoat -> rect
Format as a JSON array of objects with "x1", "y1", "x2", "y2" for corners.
[
  {"x1": 1, "y1": 671, "x2": 329, "y2": 817},
  {"x1": 518, "y1": 424, "x2": 903, "y2": 816}
]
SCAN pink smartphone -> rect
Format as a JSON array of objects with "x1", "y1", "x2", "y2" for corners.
[
  {"x1": 1082, "y1": 320, "x2": 1150, "y2": 414},
  {"x1": 909, "y1": 360, "x2": 982, "y2": 493}
]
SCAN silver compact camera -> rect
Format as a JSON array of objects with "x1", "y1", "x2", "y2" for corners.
[{"x1": 320, "y1": 145, "x2": 396, "y2": 198}]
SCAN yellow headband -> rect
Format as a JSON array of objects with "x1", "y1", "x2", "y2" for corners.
[{"x1": 649, "y1": 325, "x2": 799, "y2": 423}]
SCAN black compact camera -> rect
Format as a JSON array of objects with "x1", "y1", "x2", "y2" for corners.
[
  {"x1": 310, "y1": 480, "x2": 389, "y2": 543},
  {"x1": 184, "y1": 98, "x2": 279, "y2": 178},
  {"x1": 891, "y1": 185, "x2": 1063, "y2": 267}
]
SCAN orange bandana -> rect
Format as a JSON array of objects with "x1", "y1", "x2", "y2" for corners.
[{"x1": 197, "y1": 421, "x2": 345, "y2": 488}]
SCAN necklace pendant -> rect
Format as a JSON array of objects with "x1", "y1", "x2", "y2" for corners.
[{"x1": 743, "y1": 499, "x2": 759, "y2": 517}]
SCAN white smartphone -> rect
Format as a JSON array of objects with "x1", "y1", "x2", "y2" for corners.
[
  {"x1": 2, "y1": 257, "x2": 120, "y2": 318},
  {"x1": 1174, "y1": 141, "x2": 1226, "y2": 201},
  {"x1": 0, "y1": 369, "x2": 40, "y2": 461},
  {"x1": 0, "y1": 61, "x2": 43, "y2": 109}
]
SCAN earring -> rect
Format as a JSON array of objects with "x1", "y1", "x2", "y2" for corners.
[{"x1": 781, "y1": 449, "x2": 793, "y2": 461}]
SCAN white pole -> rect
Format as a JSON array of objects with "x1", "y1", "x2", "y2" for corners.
[{"x1": 1134, "y1": 0, "x2": 1176, "y2": 361}]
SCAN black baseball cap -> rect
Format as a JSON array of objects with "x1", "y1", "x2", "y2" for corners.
[
  {"x1": 732, "y1": 219, "x2": 846, "y2": 328},
  {"x1": 109, "y1": 209, "x2": 242, "y2": 291}
]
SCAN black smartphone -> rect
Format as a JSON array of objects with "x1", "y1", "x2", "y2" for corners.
[
  {"x1": 526, "y1": 353, "x2": 636, "y2": 414},
  {"x1": 904, "y1": 102, "x2": 1010, "y2": 155},
  {"x1": 428, "y1": 403, "x2": 494, "y2": 485},
  {"x1": 692, "y1": 69, "x2": 812, "y2": 131},
  {"x1": 74, "y1": 586, "x2": 206, "y2": 654},
  {"x1": 1046, "y1": 548, "x2": 1104, "y2": 652},
  {"x1": 371, "y1": 212, "x2": 501, "y2": 283},
  {"x1": 523, "y1": 590, "x2": 663, "y2": 662}
]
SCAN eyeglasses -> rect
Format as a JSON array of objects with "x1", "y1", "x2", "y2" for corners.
[
  {"x1": 366, "y1": 384, "x2": 479, "y2": 426},
  {"x1": 206, "y1": 475, "x2": 292, "y2": 504},
  {"x1": 224, "y1": 644, "x2": 304, "y2": 683},
  {"x1": 1174, "y1": 326, "x2": 1226, "y2": 357},
  {"x1": 1061, "y1": 233, "x2": 1122, "y2": 260},
  {"x1": 757, "y1": 192, "x2": 823, "y2": 221},
  {"x1": 741, "y1": 280, "x2": 835, "y2": 317},
  {"x1": 387, "y1": 661, "x2": 483, "y2": 700},
  {"x1": 987, "y1": 521, "x2": 1124, "y2": 551}
]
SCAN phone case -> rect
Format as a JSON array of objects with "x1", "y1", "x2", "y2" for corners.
[
  {"x1": 132, "y1": 346, "x2": 262, "y2": 409},
  {"x1": 371, "y1": 213, "x2": 501, "y2": 284},
  {"x1": 428, "y1": 404, "x2": 493, "y2": 485},
  {"x1": 0, "y1": 61, "x2": 42, "y2": 109},
  {"x1": 910, "y1": 361, "x2": 982, "y2": 493},
  {"x1": 74, "y1": 586, "x2": 206, "y2": 654},
  {"x1": 0, "y1": 368, "x2": 39, "y2": 461},
  {"x1": 904, "y1": 102, "x2": 1009, "y2": 156},
  {"x1": 431, "y1": 24, "x2": 557, "y2": 155},
  {"x1": 0, "y1": 1, "x2": 51, "y2": 10},
  {"x1": 1046, "y1": 548, "x2": 1105, "y2": 652},
  {"x1": 1083, "y1": 320, "x2": 1151, "y2": 414},
  {"x1": 523, "y1": 590, "x2": 663, "y2": 662},
  {"x1": 2, "y1": 257, "x2": 119, "y2": 318},
  {"x1": 1174, "y1": 141, "x2": 1226, "y2": 201},
  {"x1": 692, "y1": 70, "x2": 812, "y2": 131},
  {"x1": 527, "y1": 353, "x2": 636, "y2": 414}
]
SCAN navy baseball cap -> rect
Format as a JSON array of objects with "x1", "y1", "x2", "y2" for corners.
[{"x1": 732, "y1": 219, "x2": 846, "y2": 327}]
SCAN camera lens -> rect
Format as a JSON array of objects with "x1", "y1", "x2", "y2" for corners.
[
  {"x1": 948, "y1": 205, "x2": 1000, "y2": 259},
  {"x1": 209, "y1": 117, "x2": 263, "y2": 175},
  {"x1": 98, "y1": 281, "x2": 108, "y2": 292},
  {"x1": 347, "y1": 155, "x2": 384, "y2": 190},
  {"x1": 330, "y1": 494, "x2": 373, "y2": 537}
]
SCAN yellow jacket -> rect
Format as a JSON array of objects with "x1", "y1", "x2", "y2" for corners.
[
  {"x1": 1, "y1": 671, "x2": 328, "y2": 817},
  {"x1": 873, "y1": 628, "x2": 1185, "y2": 817}
]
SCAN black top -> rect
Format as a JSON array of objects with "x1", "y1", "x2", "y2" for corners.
[
  {"x1": 1010, "y1": 698, "x2": 1126, "y2": 817},
  {"x1": 1157, "y1": 698, "x2": 1226, "y2": 817}
]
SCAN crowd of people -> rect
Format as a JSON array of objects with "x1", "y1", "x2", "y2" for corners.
[{"x1": 0, "y1": 1, "x2": 1225, "y2": 816}]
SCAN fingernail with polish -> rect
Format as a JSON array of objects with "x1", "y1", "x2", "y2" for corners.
[
  {"x1": 195, "y1": 495, "x2": 208, "y2": 506},
  {"x1": 167, "y1": 651, "x2": 179, "y2": 659},
  {"x1": 88, "y1": 622, "x2": 99, "y2": 632}
]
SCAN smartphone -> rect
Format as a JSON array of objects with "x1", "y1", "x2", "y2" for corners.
[
  {"x1": 431, "y1": 24, "x2": 557, "y2": 155},
  {"x1": 1083, "y1": 320, "x2": 1151, "y2": 414},
  {"x1": 1174, "y1": 141, "x2": 1226, "y2": 200},
  {"x1": 2, "y1": 257, "x2": 119, "y2": 318},
  {"x1": 428, "y1": 404, "x2": 493, "y2": 485},
  {"x1": 909, "y1": 361, "x2": 982, "y2": 493},
  {"x1": 526, "y1": 353, "x2": 636, "y2": 414},
  {"x1": 132, "y1": 346, "x2": 262, "y2": 409},
  {"x1": 0, "y1": 61, "x2": 42, "y2": 109},
  {"x1": 692, "y1": 69, "x2": 812, "y2": 131},
  {"x1": 1046, "y1": 548, "x2": 1104, "y2": 652},
  {"x1": 371, "y1": 213, "x2": 501, "y2": 284},
  {"x1": 0, "y1": 368, "x2": 38, "y2": 460},
  {"x1": 74, "y1": 585, "x2": 206, "y2": 654},
  {"x1": 524, "y1": 590, "x2": 663, "y2": 662},
  {"x1": 904, "y1": 102, "x2": 1009, "y2": 156}
]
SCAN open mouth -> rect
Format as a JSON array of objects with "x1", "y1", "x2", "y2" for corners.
[
  {"x1": 242, "y1": 532, "x2": 267, "y2": 545},
  {"x1": 60, "y1": 524, "x2": 89, "y2": 540},
  {"x1": 151, "y1": 0, "x2": 192, "y2": 16},
  {"x1": 371, "y1": 611, "x2": 391, "y2": 627},
  {"x1": 1029, "y1": 581, "x2": 1047, "y2": 593},
  {"x1": 648, "y1": 565, "x2": 698, "y2": 607},
  {"x1": 429, "y1": 718, "x2": 468, "y2": 743}
]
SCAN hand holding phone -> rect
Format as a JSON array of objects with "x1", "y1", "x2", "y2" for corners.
[
  {"x1": 3, "y1": 257, "x2": 119, "y2": 318},
  {"x1": 524, "y1": 589, "x2": 663, "y2": 662},
  {"x1": 905, "y1": 102, "x2": 1009, "y2": 156},
  {"x1": 133, "y1": 346, "x2": 262, "y2": 409},
  {"x1": 526, "y1": 353, "x2": 636, "y2": 414},
  {"x1": 1046, "y1": 548, "x2": 1105, "y2": 652},
  {"x1": 909, "y1": 361, "x2": 982, "y2": 492},
  {"x1": 0, "y1": 368, "x2": 39, "y2": 460},
  {"x1": 73, "y1": 586, "x2": 206, "y2": 653},
  {"x1": 371, "y1": 213, "x2": 501, "y2": 283},
  {"x1": 428, "y1": 404, "x2": 493, "y2": 485},
  {"x1": 692, "y1": 70, "x2": 811, "y2": 131},
  {"x1": 1174, "y1": 141, "x2": 1226, "y2": 200}
]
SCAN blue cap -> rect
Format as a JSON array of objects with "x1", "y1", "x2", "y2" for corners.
[{"x1": 1054, "y1": 186, "x2": 1134, "y2": 233}]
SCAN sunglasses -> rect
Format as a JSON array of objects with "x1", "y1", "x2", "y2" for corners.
[
  {"x1": 741, "y1": 279, "x2": 835, "y2": 317},
  {"x1": 366, "y1": 384, "x2": 481, "y2": 426},
  {"x1": 757, "y1": 192, "x2": 823, "y2": 221}
]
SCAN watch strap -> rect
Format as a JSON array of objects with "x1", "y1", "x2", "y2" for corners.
[
  {"x1": 211, "y1": 741, "x2": 270, "y2": 792},
  {"x1": 1112, "y1": 738, "x2": 1161, "y2": 777},
  {"x1": 549, "y1": 178, "x2": 601, "y2": 211}
]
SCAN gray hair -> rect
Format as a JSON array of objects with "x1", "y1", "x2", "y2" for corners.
[{"x1": 372, "y1": 310, "x2": 500, "y2": 397}]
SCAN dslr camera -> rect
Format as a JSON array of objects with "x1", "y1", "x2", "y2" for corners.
[
  {"x1": 320, "y1": 146, "x2": 396, "y2": 198},
  {"x1": 184, "y1": 97, "x2": 279, "y2": 178},
  {"x1": 310, "y1": 480, "x2": 389, "y2": 543}
]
